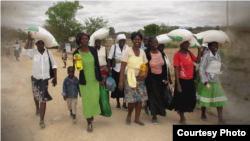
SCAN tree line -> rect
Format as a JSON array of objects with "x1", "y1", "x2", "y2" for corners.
[{"x1": 0, "y1": 0, "x2": 235, "y2": 45}]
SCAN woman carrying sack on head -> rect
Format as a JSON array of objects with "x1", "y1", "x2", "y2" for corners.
[
  {"x1": 95, "y1": 39, "x2": 110, "y2": 85},
  {"x1": 108, "y1": 34, "x2": 129, "y2": 110},
  {"x1": 22, "y1": 32, "x2": 57, "y2": 128},
  {"x1": 171, "y1": 41, "x2": 201, "y2": 125}
]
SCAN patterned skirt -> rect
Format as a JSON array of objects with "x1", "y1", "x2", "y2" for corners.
[
  {"x1": 196, "y1": 80, "x2": 228, "y2": 107},
  {"x1": 14, "y1": 50, "x2": 19, "y2": 57},
  {"x1": 31, "y1": 76, "x2": 52, "y2": 103},
  {"x1": 100, "y1": 65, "x2": 109, "y2": 84},
  {"x1": 123, "y1": 75, "x2": 148, "y2": 105}
]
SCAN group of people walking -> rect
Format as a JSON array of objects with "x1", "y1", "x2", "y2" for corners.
[{"x1": 21, "y1": 30, "x2": 229, "y2": 133}]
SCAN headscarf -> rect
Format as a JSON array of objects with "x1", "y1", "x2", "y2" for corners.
[
  {"x1": 202, "y1": 43, "x2": 208, "y2": 48},
  {"x1": 35, "y1": 40, "x2": 45, "y2": 44},
  {"x1": 116, "y1": 34, "x2": 126, "y2": 43},
  {"x1": 76, "y1": 33, "x2": 90, "y2": 45}
]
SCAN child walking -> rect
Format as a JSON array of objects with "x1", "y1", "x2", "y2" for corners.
[
  {"x1": 62, "y1": 66, "x2": 80, "y2": 122},
  {"x1": 62, "y1": 49, "x2": 67, "y2": 68},
  {"x1": 196, "y1": 42, "x2": 228, "y2": 125}
]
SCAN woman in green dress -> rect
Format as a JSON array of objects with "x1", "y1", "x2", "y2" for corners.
[{"x1": 73, "y1": 33, "x2": 104, "y2": 132}]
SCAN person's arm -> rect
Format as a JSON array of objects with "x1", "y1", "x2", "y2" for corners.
[
  {"x1": 193, "y1": 46, "x2": 202, "y2": 63},
  {"x1": 118, "y1": 61, "x2": 127, "y2": 91},
  {"x1": 107, "y1": 45, "x2": 115, "y2": 75},
  {"x1": 174, "y1": 66, "x2": 182, "y2": 93},
  {"x1": 24, "y1": 32, "x2": 32, "y2": 50},
  {"x1": 199, "y1": 54, "x2": 209, "y2": 86},
  {"x1": 22, "y1": 32, "x2": 34, "y2": 58},
  {"x1": 105, "y1": 48, "x2": 110, "y2": 76},
  {"x1": 48, "y1": 50, "x2": 57, "y2": 87},
  {"x1": 62, "y1": 80, "x2": 67, "y2": 101}
]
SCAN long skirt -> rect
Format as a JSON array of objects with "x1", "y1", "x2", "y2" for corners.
[
  {"x1": 111, "y1": 69, "x2": 124, "y2": 99},
  {"x1": 31, "y1": 76, "x2": 52, "y2": 103},
  {"x1": 123, "y1": 75, "x2": 148, "y2": 104},
  {"x1": 14, "y1": 50, "x2": 19, "y2": 57},
  {"x1": 171, "y1": 78, "x2": 196, "y2": 113},
  {"x1": 196, "y1": 80, "x2": 228, "y2": 107},
  {"x1": 146, "y1": 74, "x2": 166, "y2": 116}
]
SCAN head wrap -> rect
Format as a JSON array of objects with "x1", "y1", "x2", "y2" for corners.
[
  {"x1": 35, "y1": 39, "x2": 45, "y2": 44},
  {"x1": 76, "y1": 33, "x2": 90, "y2": 45},
  {"x1": 202, "y1": 43, "x2": 208, "y2": 48},
  {"x1": 116, "y1": 34, "x2": 126, "y2": 43}
]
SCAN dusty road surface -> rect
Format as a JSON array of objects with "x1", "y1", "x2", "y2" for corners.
[{"x1": 1, "y1": 47, "x2": 244, "y2": 141}]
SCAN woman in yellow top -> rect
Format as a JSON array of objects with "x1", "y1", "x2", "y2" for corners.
[{"x1": 118, "y1": 32, "x2": 149, "y2": 126}]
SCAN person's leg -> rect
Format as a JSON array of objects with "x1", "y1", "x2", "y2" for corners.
[
  {"x1": 72, "y1": 98, "x2": 77, "y2": 122},
  {"x1": 126, "y1": 103, "x2": 135, "y2": 122},
  {"x1": 201, "y1": 107, "x2": 209, "y2": 121},
  {"x1": 86, "y1": 118, "x2": 93, "y2": 132},
  {"x1": 217, "y1": 107, "x2": 227, "y2": 124},
  {"x1": 39, "y1": 102, "x2": 46, "y2": 127},
  {"x1": 116, "y1": 97, "x2": 120, "y2": 109},
  {"x1": 34, "y1": 98, "x2": 40, "y2": 116},
  {"x1": 67, "y1": 98, "x2": 73, "y2": 117},
  {"x1": 178, "y1": 111, "x2": 186, "y2": 124},
  {"x1": 134, "y1": 102, "x2": 144, "y2": 125},
  {"x1": 63, "y1": 62, "x2": 66, "y2": 68},
  {"x1": 122, "y1": 98, "x2": 128, "y2": 110}
]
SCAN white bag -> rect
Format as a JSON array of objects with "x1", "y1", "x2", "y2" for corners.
[
  {"x1": 89, "y1": 27, "x2": 110, "y2": 46},
  {"x1": 194, "y1": 30, "x2": 230, "y2": 44},
  {"x1": 168, "y1": 29, "x2": 200, "y2": 47},
  {"x1": 23, "y1": 27, "x2": 59, "y2": 47},
  {"x1": 156, "y1": 34, "x2": 172, "y2": 44}
]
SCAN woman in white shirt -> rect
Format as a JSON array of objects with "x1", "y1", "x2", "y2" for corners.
[
  {"x1": 22, "y1": 32, "x2": 57, "y2": 128},
  {"x1": 95, "y1": 39, "x2": 110, "y2": 84},
  {"x1": 108, "y1": 34, "x2": 129, "y2": 110}
]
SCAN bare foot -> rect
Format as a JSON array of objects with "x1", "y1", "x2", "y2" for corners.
[
  {"x1": 179, "y1": 120, "x2": 187, "y2": 125},
  {"x1": 218, "y1": 121, "x2": 229, "y2": 125}
]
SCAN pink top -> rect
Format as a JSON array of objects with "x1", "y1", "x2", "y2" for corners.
[{"x1": 149, "y1": 51, "x2": 165, "y2": 74}]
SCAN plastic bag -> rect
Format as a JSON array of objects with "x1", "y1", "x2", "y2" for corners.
[
  {"x1": 156, "y1": 34, "x2": 172, "y2": 44},
  {"x1": 106, "y1": 75, "x2": 116, "y2": 92},
  {"x1": 23, "y1": 26, "x2": 59, "y2": 47},
  {"x1": 99, "y1": 85, "x2": 112, "y2": 117},
  {"x1": 162, "y1": 83, "x2": 173, "y2": 110}
]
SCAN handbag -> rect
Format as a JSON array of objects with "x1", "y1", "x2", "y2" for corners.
[
  {"x1": 111, "y1": 45, "x2": 116, "y2": 68},
  {"x1": 47, "y1": 50, "x2": 54, "y2": 79},
  {"x1": 162, "y1": 57, "x2": 173, "y2": 110},
  {"x1": 187, "y1": 50, "x2": 196, "y2": 79}
]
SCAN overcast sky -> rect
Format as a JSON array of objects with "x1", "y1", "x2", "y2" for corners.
[{"x1": 1, "y1": 1, "x2": 250, "y2": 33}]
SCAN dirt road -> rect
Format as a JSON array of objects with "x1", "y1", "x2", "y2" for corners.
[{"x1": 0, "y1": 47, "x2": 243, "y2": 141}]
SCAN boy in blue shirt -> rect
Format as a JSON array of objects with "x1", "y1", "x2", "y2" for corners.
[{"x1": 62, "y1": 66, "x2": 80, "y2": 122}]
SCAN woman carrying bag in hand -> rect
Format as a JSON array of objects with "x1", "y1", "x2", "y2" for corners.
[
  {"x1": 73, "y1": 33, "x2": 103, "y2": 133},
  {"x1": 108, "y1": 34, "x2": 129, "y2": 110}
]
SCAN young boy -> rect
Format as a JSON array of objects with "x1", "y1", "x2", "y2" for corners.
[
  {"x1": 62, "y1": 66, "x2": 80, "y2": 122},
  {"x1": 62, "y1": 49, "x2": 67, "y2": 68}
]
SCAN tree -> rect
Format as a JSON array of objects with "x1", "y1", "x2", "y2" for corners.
[
  {"x1": 144, "y1": 23, "x2": 160, "y2": 36},
  {"x1": 159, "y1": 23, "x2": 168, "y2": 34},
  {"x1": 45, "y1": 0, "x2": 84, "y2": 43},
  {"x1": 82, "y1": 17, "x2": 109, "y2": 36},
  {"x1": 109, "y1": 27, "x2": 115, "y2": 36}
]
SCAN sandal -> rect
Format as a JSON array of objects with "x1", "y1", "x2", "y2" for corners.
[
  {"x1": 87, "y1": 124, "x2": 93, "y2": 133},
  {"x1": 134, "y1": 121, "x2": 145, "y2": 126}
]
